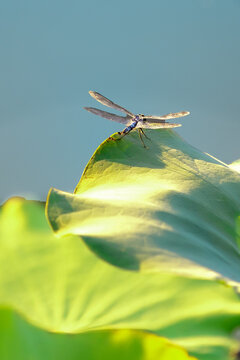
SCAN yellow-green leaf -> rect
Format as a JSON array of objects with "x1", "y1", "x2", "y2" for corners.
[
  {"x1": 47, "y1": 130, "x2": 240, "y2": 286},
  {"x1": 0, "y1": 198, "x2": 240, "y2": 360},
  {"x1": 0, "y1": 308, "x2": 195, "y2": 360}
]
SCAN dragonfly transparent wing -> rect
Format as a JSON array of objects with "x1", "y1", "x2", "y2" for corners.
[
  {"x1": 136, "y1": 121, "x2": 182, "y2": 129},
  {"x1": 84, "y1": 107, "x2": 131, "y2": 125},
  {"x1": 144, "y1": 111, "x2": 190, "y2": 121},
  {"x1": 89, "y1": 91, "x2": 135, "y2": 117}
]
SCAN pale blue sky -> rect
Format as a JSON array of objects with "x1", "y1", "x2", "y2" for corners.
[{"x1": 1, "y1": 0, "x2": 240, "y2": 202}]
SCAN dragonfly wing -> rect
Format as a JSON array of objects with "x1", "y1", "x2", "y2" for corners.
[
  {"x1": 144, "y1": 111, "x2": 190, "y2": 120},
  {"x1": 89, "y1": 91, "x2": 135, "y2": 117},
  {"x1": 84, "y1": 107, "x2": 131, "y2": 125},
  {"x1": 136, "y1": 122, "x2": 182, "y2": 129}
]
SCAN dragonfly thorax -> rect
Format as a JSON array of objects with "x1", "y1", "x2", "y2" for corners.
[{"x1": 135, "y1": 114, "x2": 146, "y2": 122}]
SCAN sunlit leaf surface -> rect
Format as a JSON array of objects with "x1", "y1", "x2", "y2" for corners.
[
  {"x1": 47, "y1": 130, "x2": 240, "y2": 286},
  {"x1": 229, "y1": 159, "x2": 240, "y2": 174},
  {"x1": 0, "y1": 198, "x2": 240, "y2": 360}
]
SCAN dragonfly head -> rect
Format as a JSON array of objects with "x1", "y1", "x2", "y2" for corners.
[{"x1": 137, "y1": 114, "x2": 146, "y2": 121}]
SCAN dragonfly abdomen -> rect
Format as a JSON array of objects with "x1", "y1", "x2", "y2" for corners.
[{"x1": 122, "y1": 116, "x2": 139, "y2": 134}]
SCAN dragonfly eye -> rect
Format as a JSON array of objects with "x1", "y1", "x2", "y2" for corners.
[{"x1": 138, "y1": 114, "x2": 146, "y2": 121}]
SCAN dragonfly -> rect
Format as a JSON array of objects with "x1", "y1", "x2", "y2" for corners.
[{"x1": 84, "y1": 91, "x2": 190, "y2": 147}]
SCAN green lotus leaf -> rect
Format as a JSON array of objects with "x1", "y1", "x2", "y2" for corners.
[
  {"x1": 1, "y1": 198, "x2": 240, "y2": 360},
  {"x1": 229, "y1": 159, "x2": 240, "y2": 174},
  {"x1": 1, "y1": 308, "x2": 195, "y2": 360},
  {"x1": 47, "y1": 130, "x2": 240, "y2": 286}
]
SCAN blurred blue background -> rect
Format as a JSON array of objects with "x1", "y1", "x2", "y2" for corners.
[{"x1": 1, "y1": 0, "x2": 240, "y2": 203}]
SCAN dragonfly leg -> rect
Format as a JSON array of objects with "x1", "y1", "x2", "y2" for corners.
[
  {"x1": 138, "y1": 129, "x2": 147, "y2": 148},
  {"x1": 139, "y1": 128, "x2": 151, "y2": 141}
]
